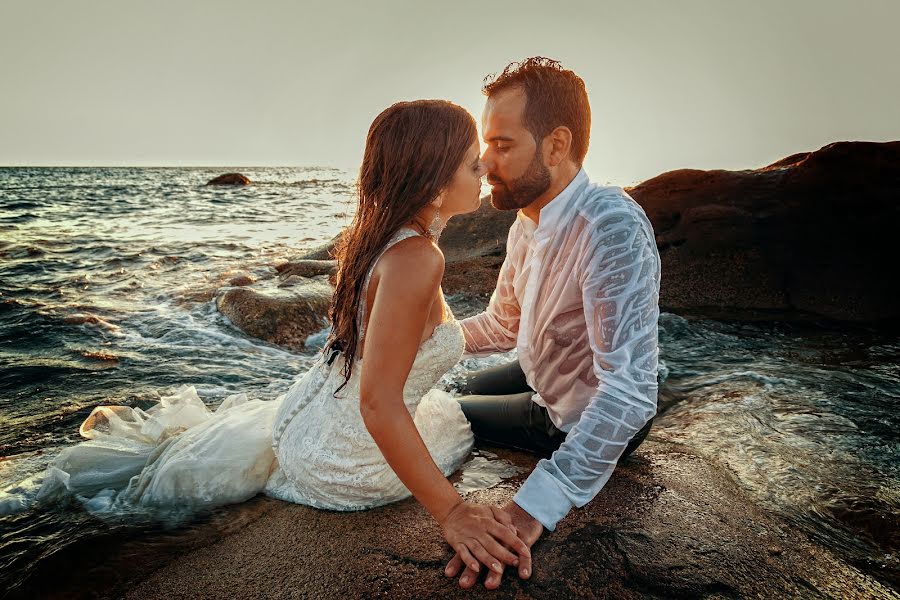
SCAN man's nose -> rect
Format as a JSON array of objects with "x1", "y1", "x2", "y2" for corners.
[{"x1": 480, "y1": 149, "x2": 495, "y2": 171}]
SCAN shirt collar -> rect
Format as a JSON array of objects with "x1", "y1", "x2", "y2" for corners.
[{"x1": 517, "y1": 168, "x2": 589, "y2": 240}]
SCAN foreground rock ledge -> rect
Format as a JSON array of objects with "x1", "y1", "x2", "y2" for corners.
[{"x1": 118, "y1": 441, "x2": 890, "y2": 599}]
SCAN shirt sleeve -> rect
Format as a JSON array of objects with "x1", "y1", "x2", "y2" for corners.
[
  {"x1": 513, "y1": 209, "x2": 661, "y2": 531},
  {"x1": 458, "y1": 234, "x2": 521, "y2": 357}
]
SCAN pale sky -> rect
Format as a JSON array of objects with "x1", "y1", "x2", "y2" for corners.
[{"x1": 1, "y1": 0, "x2": 898, "y2": 184}]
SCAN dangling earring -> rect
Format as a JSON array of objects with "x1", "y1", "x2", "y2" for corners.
[
  {"x1": 427, "y1": 206, "x2": 444, "y2": 240},
  {"x1": 425, "y1": 195, "x2": 445, "y2": 240}
]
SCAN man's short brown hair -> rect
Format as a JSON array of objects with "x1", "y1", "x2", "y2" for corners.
[{"x1": 483, "y1": 57, "x2": 591, "y2": 166}]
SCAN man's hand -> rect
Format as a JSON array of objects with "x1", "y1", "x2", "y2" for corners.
[
  {"x1": 439, "y1": 500, "x2": 532, "y2": 577},
  {"x1": 444, "y1": 500, "x2": 544, "y2": 589}
]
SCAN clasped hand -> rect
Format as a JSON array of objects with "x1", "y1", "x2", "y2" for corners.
[
  {"x1": 441, "y1": 502, "x2": 543, "y2": 588},
  {"x1": 443, "y1": 500, "x2": 544, "y2": 589},
  {"x1": 439, "y1": 500, "x2": 531, "y2": 582}
]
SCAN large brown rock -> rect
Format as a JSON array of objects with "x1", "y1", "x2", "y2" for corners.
[
  {"x1": 439, "y1": 196, "x2": 517, "y2": 264},
  {"x1": 440, "y1": 197, "x2": 516, "y2": 296},
  {"x1": 627, "y1": 141, "x2": 900, "y2": 323},
  {"x1": 215, "y1": 277, "x2": 332, "y2": 351},
  {"x1": 223, "y1": 140, "x2": 900, "y2": 342},
  {"x1": 448, "y1": 142, "x2": 900, "y2": 321}
]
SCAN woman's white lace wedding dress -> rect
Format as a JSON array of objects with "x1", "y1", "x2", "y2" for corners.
[{"x1": 23, "y1": 228, "x2": 475, "y2": 517}]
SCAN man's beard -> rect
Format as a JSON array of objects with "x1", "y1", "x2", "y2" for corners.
[{"x1": 488, "y1": 148, "x2": 552, "y2": 211}]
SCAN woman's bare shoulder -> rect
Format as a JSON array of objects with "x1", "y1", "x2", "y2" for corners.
[{"x1": 377, "y1": 235, "x2": 445, "y2": 282}]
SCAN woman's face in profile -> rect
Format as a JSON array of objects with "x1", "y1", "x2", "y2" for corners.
[{"x1": 438, "y1": 141, "x2": 486, "y2": 217}]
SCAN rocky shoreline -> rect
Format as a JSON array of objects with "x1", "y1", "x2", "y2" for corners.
[{"x1": 205, "y1": 141, "x2": 898, "y2": 353}]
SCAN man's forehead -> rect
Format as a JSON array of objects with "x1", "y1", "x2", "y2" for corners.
[{"x1": 482, "y1": 87, "x2": 527, "y2": 139}]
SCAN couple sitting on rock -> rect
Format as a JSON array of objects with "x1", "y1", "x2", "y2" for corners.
[{"x1": 31, "y1": 57, "x2": 661, "y2": 591}]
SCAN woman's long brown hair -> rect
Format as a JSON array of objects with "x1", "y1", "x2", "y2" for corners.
[{"x1": 326, "y1": 100, "x2": 477, "y2": 393}]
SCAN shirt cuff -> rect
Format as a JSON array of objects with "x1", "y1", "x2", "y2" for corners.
[{"x1": 512, "y1": 463, "x2": 575, "y2": 532}]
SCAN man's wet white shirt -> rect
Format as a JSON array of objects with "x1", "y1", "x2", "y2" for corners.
[{"x1": 460, "y1": 168, "x2": 662, "y2": 531}]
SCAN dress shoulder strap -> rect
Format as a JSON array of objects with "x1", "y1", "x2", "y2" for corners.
[{"x1": 357, "y1": 227, "x2": 423, "y2": 349}]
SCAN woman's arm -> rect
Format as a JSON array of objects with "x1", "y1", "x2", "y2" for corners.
[{"x1": 359, "y1": 236, "x2": 530, "y2": 575}]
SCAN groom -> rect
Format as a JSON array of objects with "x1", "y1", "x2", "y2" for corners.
[{"x1": 445, "y1": 57, "x2": 662, "y2": 589}]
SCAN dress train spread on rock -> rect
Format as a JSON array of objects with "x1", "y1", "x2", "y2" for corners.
[{"x1": 12, "y1": 228, "x2": 476, "y2": 518}]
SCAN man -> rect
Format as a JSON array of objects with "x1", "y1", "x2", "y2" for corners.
[{"x1": 444, "y1": 57, "x2": 662, "y2": 590}]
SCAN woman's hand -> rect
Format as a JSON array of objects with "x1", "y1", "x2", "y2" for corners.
[
  {"x1": 438, "y1": 500, "x2": 531, "y2": 576},
  {"x1": 445, "y1": 500, "x2": 541, "y2": 589}
]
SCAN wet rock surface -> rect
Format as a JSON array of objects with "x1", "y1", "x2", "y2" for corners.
[
  {"x1": 114, "y1": 441, "x2": 893, "y2": 599},
  {"x1": 226, "y1": 270, "x2": 256, "y2": 287},
  {"x1": 179, "y1": 142, "x2": 900, "y2": 597}
]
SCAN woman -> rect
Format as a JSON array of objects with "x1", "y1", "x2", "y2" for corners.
[{"x1": 24, "y1": 100, "x2": 529, "y2": 577}]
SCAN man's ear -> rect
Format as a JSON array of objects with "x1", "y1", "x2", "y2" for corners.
[{"x1": 545, "y1": 126, "x2": 573, "y2": 167}]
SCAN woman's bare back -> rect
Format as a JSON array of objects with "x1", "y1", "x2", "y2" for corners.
[{"x1": 358, "y1": 233, "x2": 450, "y2": 358}]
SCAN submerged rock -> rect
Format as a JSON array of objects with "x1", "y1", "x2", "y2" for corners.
[
  {"x1": 206, "y1": 173, "x2": 251, "y2": 186},
  {"x1": 628, "y1": 140, "x2": 900, "y2": 323},
  {"x1": 226, "y1": 271, "x2": 256, "y2": 287},
  {"x1": 62, "y1": 312, "x2": 120, "y2": 332},
  {"x1": 215, "y1": 277, "x2": 332, "y2": 351},
  {"x1": 295, "y1": 237, "x2": 339, "y2": 261},
  {"x1": 276, "y1": 274, "x2": 307, "y2": 289},
  {"x1": 275, "y1": 259, "x2": 338, "y2": 279}
]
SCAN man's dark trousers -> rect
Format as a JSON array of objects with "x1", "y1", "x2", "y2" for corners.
[{"x1": 456, "y1": 359, "x2": 654, "y2": 459}]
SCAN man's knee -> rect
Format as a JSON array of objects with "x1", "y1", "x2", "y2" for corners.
[
  {"x1": 456, "y1": 392, "x2": 553, "y2": 454},
  {"x1": 456, "y1": 394, "x2": 514, "y2": 437},
  {"x1": 457, "y1": 360, "x2": 531, "y2": 396}
]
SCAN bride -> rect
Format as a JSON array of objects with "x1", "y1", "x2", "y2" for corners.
[{"x1": 20, "y1": 99, "x2": 530, "y2": 577}]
